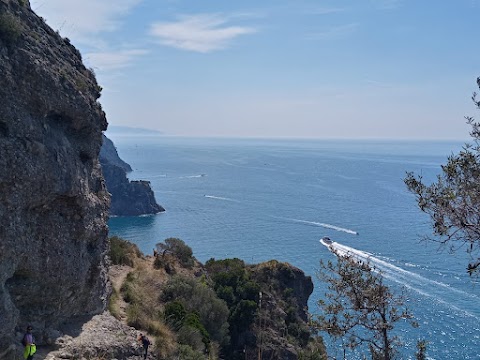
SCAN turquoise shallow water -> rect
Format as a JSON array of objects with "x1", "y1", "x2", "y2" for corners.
[{"x1": 107, "y1": 135, "x2": 480, "y2": 359}]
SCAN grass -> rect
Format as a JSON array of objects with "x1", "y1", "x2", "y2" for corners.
[
  {"x1": 109, "y1": 236, "x2": 141, "y2": 266},
  {"x1": 107, "y1": 287, "x2": 121, "y2": 320},
  {"x1": 0, "y1": 13, "x2": 21, "y2": 44},
  {"x1": 115, "y1": 260, "x2": 179, "y2": 358}
]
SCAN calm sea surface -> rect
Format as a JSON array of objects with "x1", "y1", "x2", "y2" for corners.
[{"x1": 107, "y1": 135, "x2": 479, "y2": 359}]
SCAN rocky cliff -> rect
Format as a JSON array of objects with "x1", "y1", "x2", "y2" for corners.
[
  {"x1": 99, "y1": 135, "x2": 132, "y2": 172},
  {"x1": 99, "y1": 135, "x2": 165, "y2": 216},
  {"x1": 0, "y1": 0, "x2": 109, "y2": 355}
]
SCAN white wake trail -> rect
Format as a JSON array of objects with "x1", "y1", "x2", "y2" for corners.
[
  {"x1": 286, "y1": 218, "x2": 358, "y2": 235},
  {"x1": 180, "y1": 174, "x2": 207, "y2": 179},
  {"x1": 204, "y1": 195, "x2": 237, "y2": 202},
  {"x1": 326, "y1": 241, "x2": 479, "y2": 320}
]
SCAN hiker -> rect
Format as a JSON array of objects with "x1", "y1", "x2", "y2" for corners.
[
  {"x1": 138, "y1": 333, "x2": 151, "y2": 359},
  {"x1": 22, "y1": 325, "x2": 36, "y2": 360}
]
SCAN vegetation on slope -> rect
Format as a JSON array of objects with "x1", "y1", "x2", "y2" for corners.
[{"x1": 108, "y1": 236, "x2": 326, "y2": 359}]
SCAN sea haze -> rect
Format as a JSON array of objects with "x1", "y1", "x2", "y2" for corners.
[{"x1": 108, "y1": 135, "x2": 480, "y2": 359}]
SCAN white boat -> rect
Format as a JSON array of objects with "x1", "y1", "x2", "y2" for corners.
[{"x1": 320, "y1": 236, "x2": 333, "y2": 246}]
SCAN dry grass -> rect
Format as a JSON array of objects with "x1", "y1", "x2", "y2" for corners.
[{"x1": 108, "y1": 254, "x2": 181, "y2": 358}]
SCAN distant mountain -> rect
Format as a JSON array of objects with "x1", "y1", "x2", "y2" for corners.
[{"x1": 106, "y1": 125, "x2": 164, "y2": 135}]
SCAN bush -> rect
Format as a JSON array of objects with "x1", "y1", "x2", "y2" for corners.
[
  {"x1": 153, "y1": 255, "x2": 176, "y2": 274},
  {"x1": 0, "y1": 13, "x2": 21, "y2": 44},
  {"x1": 164, "y1": 300, "x2": 187, "y2": 329},
  {"x1": 109, "y1": 236, "x2": 141, "y2": 266},
  {"x1": 120, "y1": 272, "x2": 138, "y2": 303},
  {"x1": 161, "y1": 276, "x2": 229, "y2": 344},
  {"x1": 156, "y1": 238, "x2": 194, "y2": 268},
  {"x1": 177, "y1": 344, "x2": 208, "y2": 360}
]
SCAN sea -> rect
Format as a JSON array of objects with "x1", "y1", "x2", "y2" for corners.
[{"x1": 106, "y1": 135, "x2": 480, "y2": 360}]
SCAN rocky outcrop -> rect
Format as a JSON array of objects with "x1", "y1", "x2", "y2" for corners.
[
  {"x1": 99, "y1": 135, "x2": 132, "y2": 172},
  {"x1": 42, "y1": 313, "x2": 153, "y2": 360},
  {"x1": 99, "y1": 135, "x2": 165, "y2": 216},
  {"x1": 249, "y1": 260, "x2": 315, "y2": 359},
  {"x1": 0, "y1": 0, "x2": 109, "y2": 354}
]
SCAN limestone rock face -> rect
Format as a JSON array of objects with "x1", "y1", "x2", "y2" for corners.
[
  {"x1": 100, "y1": 134, "x2": 165, "y2": 216},
  {"x1": 0, "y1": 0, "x2": 109, "y2": 351}
]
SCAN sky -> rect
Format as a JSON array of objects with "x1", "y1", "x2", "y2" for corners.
[{"x1": 30, "y1": 0, "x2": 479, "y2": 139}]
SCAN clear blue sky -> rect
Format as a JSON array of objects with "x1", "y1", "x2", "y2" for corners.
[{"x1": 30, "y1": 0, "x2": 479, "y2": 139}]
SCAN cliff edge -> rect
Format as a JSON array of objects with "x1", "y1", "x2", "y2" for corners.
[
  {"x1": 100, "y1": 134, "x2": 165, "y2": 216},
  {"x1": 0, "y1": 0, "x2": 109, "y2": 355}
]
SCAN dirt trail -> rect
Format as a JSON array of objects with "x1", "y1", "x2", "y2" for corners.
[{"x1": 108, "y1": 264, "x2": 134, "y2": 321}]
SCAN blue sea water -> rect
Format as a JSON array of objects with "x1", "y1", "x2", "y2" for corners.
[{"x1": 107, "y1": 135, "x2": 480, "y2": 359}]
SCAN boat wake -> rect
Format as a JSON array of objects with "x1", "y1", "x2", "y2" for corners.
[
  {"x1": 324, "y1": 241, "x2": 479, "y2": 320},
  {"x1": 181, "y1": 174, "x2": 206, "y2": 179},
  {"x1": 284, "y1": 217, "x2": 358, "y2": 235},
  {"x1": 204, "y1": 195, "x2": 237, "y2": 202}
]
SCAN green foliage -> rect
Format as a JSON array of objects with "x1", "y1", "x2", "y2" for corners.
[
  {"x1": 109, "y1": 236, "x2": 140, "y2": 266},
  {"x1": 162, "y1": 275, "x2": 229, "y2": 345},
  {"x1": 317, "y1": 252, "x2": 418, "y2": 360},
  {"x1": 205, "y1": 258, "x2": 260, "y2": 354},
  {"x1": 177, "y1": 344, "x2": 208, "y2": 360},
  {"x1": 229, "y1": 299, "x2": 257, "y2": 331},
  {"x1": 216, "y1": 285, "x2": 235, "y2": 304},
  {"x1": 184, "y1": 312, "x2": 210, "y2": 348},
  {"x1": 0, "y1": 13, "x2": 21, "y2": 44},
  {"x1": 164, "y1": 300, "x2": 187, "y2": 328},
  {"x1": 206, "y1": 258, "x2": 259, "y2": 304},
  {"x1": 120, "y1": 271, "x2": 139, "y2": 304},
  {"x1": 405, "y1": 79, "x2": 480, "y2": 276},
  {"x1": 153, "y1": 255, "x2": 176, "y2": 274},
  {"x1": 156, "y1": 238, "x2": 194, "y2": 268}
]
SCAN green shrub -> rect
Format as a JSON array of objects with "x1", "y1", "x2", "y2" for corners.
[
  {"x1": 0, "y1": 13, "x2": 21, "y2": 44},
  {"x1": 216, "y1": 285, "x2": 235, "y2": 306},
  {"x1": 153, "y1": 255, "x2": 176, "y2": 274},
  {"x1": 120, "y1": 272, "x2": 138, "y2": 304},
  {"x1": 164, "y1": 300, "x2": 187, "y2": 329},
  {"x1": 177, "y1": 344, "x2": 208, "y2": 360},
  {"x1": 126, "y1": 303, "x2": 142, "y2": 328},
  {"x1": 161, "y1": 276, "x2": 229, "y2": 344},
  {"x1": 156, "y1": 238, "x2": 194, "y2": 268},
  {"x1": 229, "y1": 300, "x2": 257, "y2": 331},
  {"x1": 184, "y1": 312, "x2": 210, "y2": 347},
  {"x1": 109, "y1": 236, "x2": 141, "y2": 266}
]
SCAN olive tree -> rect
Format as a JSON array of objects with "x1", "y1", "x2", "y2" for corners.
[{"x1": 405, "y1": 77, "x2": 480, "y2": 275}]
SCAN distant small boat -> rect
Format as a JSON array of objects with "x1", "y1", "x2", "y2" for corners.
[{"x1": 320, "y1": 236, "x2": 333, "y2": 246}]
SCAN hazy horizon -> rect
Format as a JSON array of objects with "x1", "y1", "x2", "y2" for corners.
[{"x1": 32, "y1": 0, "x2": 479, "y2": 140}]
